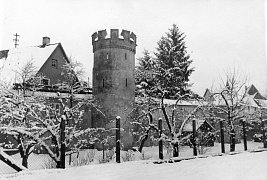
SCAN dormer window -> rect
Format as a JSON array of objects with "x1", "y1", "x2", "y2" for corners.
[{"x1": 52, "y1": 59, "x2": 58, "y2": 69}]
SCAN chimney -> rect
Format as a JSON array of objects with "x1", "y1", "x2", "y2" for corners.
[{"x1": 42, "y1": 37, "x2": 50, "y2": 46}]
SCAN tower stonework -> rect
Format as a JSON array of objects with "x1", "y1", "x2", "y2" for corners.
[{"x1": 92, "y1": 29, "x2": 136, "y2": 148}]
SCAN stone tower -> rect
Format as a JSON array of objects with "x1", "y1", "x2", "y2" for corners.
[{"x1": 91, "y1": 29, "x2": 136, "y2": 147}]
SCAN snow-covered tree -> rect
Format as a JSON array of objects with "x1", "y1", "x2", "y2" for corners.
[
  {"x1": 135, "y1": 50, "x2": 157, "y2": 97},
  {"x1": 133, "y1": 92, "x2": 205, "y2": 157},
  {"x1": 246, "y1": 104, "x2": 267, "y2": 148},
  {"x1": 0, "y1": 86, "x2": 107, "y2": 168},
  {"x1": 133, "y1": 24, "x2": 200, "y2": 157},
  {"x1": 0, "y1": 61, "x2": 41, "y2": 168},
  {"x1": 0, "y1": 87, "x2": 44, "y2": 168},
  {"x1": 57, "y1": 56, "x2": 87, "y2": 109},
  {"x1": 154, "y1": 24, "x2": 194, "y2": 99},
  {"x1": 209, "y1": 69, "x2": 249, "y2": 152}
]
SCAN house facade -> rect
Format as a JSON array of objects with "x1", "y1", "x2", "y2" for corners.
[
  {"x1": 0, "y1": 37, "x2": 69, "y2": 87},
  {"x1": 0, "y1": 37, "x2": 93, "y2": 150}
]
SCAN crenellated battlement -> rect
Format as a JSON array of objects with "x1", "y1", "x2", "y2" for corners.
[{"x1": 92, "y1": 29, "x2": 137, "y2": 53}]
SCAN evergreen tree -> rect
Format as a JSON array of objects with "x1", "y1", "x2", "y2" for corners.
[
  {"x1": 135, "y1": 50, "x2": 157, "y2": 97},
  {"x1": 155, "y1": 24, "x2": 194, "y2": 99}
]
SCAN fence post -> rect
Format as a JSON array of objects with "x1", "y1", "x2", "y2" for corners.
[
  {"x1": 192, "y1": 119, "x2": 197, "y2": 156},
  {"x1": 60, "y1": 115, "x2": 66, "y2": 168},
  {"x1": 242, "y1": 119, "x2": 247, "y2": 151},
  {"x1": 220, "y1": 120, "x2": 225, "y2": 153},
  {"x1": 158, "y1": 118, "x2": 163, "y2": 160},
  {"x1": 69, "y1": 154, "x2": 71, "y2": 166},
  {"x1": 102, "y1": 142, "x2": 105, "y2": 161},
  {"x1": 116, "y1": 116, "x2": 120, "y2": 163}
]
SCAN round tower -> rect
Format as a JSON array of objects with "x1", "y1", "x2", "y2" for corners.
[{"x1": 91, "y1": 29, "x2": 136, "y2": 145}]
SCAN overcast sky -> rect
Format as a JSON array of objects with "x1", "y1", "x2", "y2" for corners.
[{"x1": 0, "y1": 0, "x2": 266, "y2": 95}]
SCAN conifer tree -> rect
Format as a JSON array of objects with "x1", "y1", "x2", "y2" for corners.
[
  {"x1": 155, "y1": 24, "x2": 194, "y2": 99},
  {"x1": 135, "y1": 50, "x2": 156, "y2": 97}
]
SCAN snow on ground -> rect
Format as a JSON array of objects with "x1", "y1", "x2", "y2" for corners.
[
  {"x1": 0, "y1": 150, "x2": 267, "y2": 180},
  {"x1": 0, "y1": 141, "x2": 264, "y2": 174}
]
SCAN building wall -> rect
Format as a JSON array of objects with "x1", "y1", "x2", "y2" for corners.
[
  {"x1": 92, "y1": 29, "x2": 136, "y2": 128},
  {"x1": 92, "y1": 29, "x2": 137, "y2": 149},
  {"x1": 38, "y1": 44, "x2": 68, "y2": 86}
]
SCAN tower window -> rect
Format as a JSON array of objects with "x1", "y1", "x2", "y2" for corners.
[{"x1": 126, "y1": 78, "x2": 128, "y2": 87}]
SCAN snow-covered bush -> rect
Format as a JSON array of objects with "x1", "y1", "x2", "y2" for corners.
[
  {"x1": 71, "y1": 149, "x2": 96, "y2": 166},
  {"x1": 42, "y1": 158, "x2": 57, "y2": 169},
  {"x1": 121, "y1": 150, "x2": 135, "y2": 162}
]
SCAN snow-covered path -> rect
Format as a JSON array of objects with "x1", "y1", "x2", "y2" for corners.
[{"x1": 1, "y1": 151, "x2": 267, "y2": 180}]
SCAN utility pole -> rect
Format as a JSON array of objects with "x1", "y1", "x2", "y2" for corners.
[{"x1": 13, "y1": 33, "x2": 20, "y2": 48}]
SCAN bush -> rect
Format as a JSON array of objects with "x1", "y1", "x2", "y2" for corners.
[
  {"x1": 96, "y1": 149, "x2": 115, "y2": 164},
  {"x1": 121, "y1": 150, "x2": 135, "y2": 162},
  {"x1": 42, "y1": 158, "x2": 57, "y2": 169},
  {"x1": 71, "y1": 149, "x2": 96, "y2": 166}
]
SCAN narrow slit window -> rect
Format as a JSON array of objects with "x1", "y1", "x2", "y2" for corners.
[
  {"x1": 106, "y1": 53, "x2": 109, "y2": 60},
  {"x1": 102, "y1": 79, "x2": 105, "y2": 87},
  {"x1": 126, "y1": 78, "x2": 128, "y2": 87},
  {"x1": 125, "y1": 53, "x2": 127, "y2": 60}
]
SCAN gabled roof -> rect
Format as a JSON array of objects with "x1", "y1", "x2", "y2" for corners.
[
  {"x1": 246, "y1": 84, "x2": 266, "y2": 100},
  {"x1": 203, "y1": 88, "x2": 215, "y2": 102},
  {"x1": 0, "y1": 43, "x2": 60, "y2": 84},
  {"x1": 243, "y1": 84, "x2": 267, "y2": 108},
  {"x1": 246, "y1": 84, "x2": 258, "y2": 96}
]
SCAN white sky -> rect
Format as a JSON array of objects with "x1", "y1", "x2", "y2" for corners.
[{"x1": 0, "y1": 0, "x2": 267, "y2": 95}]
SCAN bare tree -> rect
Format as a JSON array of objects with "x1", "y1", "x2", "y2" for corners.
[
  {"x1": 14, "y1": 60, "x2": 37, "y2": 95},
  {"x1": 133, "y1": 92, "x2": 204, "y2": 157},
  {"x1": 211, "y1": 69, "x2": 249, "y2": 152},
  {"x1": 58, "y1": 56, "x2": 85, "y2": 109}
]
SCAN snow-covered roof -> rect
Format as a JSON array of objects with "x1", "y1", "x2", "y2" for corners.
[
  {"x1": 242, "y1": 84, "x2": 267, "y2": 108},
  {"x1": 33, "y1": 91, "x2": 93, "y2": 100},
  {"x1": 254, "y1": 99, "x2": 267, "y2": 108},
  {"x1": 0, "y1": 44, "x2": 59, "y2": 84},
  {"x1": 164, "y1": 99, "x2": 204, "y2": 106},
  {"x1": 242, "y1": 94, "x2": 259, "y2": 108}
]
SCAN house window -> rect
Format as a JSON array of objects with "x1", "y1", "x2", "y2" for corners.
[
  {"x1": 52, "y1": 59, "x2": 58, "y2": 68},
  {"x1": 42, "y1": 78, "x2": 50, "y2": 86}
]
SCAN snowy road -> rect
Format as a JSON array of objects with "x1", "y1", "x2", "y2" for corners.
[{"x1": 1, "y1": 151, "x2": 267, "y2": 180}]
